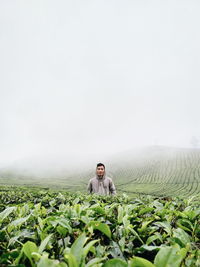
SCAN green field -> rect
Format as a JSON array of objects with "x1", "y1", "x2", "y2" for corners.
[
  {"x1": 1, "y1": 146, "x2": 200, "y2": 197},
  {"x1": 0, "y1": 188, "x2": 200, "y2": 266},
  {"x1": 1, "y1": 147, "x2": 200, "y2": 266}
]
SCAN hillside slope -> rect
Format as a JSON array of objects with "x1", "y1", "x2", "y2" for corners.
[{"x1": 1, "y1": 146, "x2": 200, "y2": 197}]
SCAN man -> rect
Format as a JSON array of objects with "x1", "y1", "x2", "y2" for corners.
[{"x1": 87, "y1": 163, "x2": 116, "y2": 195}]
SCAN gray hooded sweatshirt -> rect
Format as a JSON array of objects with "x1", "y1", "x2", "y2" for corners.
[{"x1": 87, "y1": 174, "x2": 116, "y2": 195}]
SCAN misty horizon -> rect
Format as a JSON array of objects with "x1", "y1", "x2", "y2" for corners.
[
  {"x1": 0, "y1": 145, "x2": 199, "y2": 178},
  {"x1": 1, "y1": 1, "x2": 200, "y2": 168}
]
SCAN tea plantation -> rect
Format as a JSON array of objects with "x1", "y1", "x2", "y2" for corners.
[{"x1": 0, "y1": 187, "x2": 199, "y2": 266}]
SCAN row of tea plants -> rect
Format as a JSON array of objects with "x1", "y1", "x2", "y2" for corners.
[{"x1": 0, "y1": 187, "x2": 199, "y2": 266}]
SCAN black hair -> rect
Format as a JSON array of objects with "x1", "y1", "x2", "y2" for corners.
[{"x1": 96, "y1": 163, "x2": 105, "y2": 169}]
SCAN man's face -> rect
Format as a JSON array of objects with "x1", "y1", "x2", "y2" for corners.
[{"x1": 96, "y1": 166, "x2": 105, "y2": 177}]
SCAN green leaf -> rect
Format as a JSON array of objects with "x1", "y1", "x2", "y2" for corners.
[
  {"x1": 83, "y1": 239, "x2": 99, "y2": 257},
  {"x1": 58, "y1": 218, "x2": 72, "y2": 233},
  {"x1": 177, "y1": 218, "x2": 194, "y2": 232},
  {"x1": 139, "y1": 207, "x2": 154, "y2": 215},
  {"x1": 90, "y1": 221, "x2": 111, "y2": 239},
  {"x1": 129, "y1": 256, "x2": 155, "y2": 267},
  {"x1": 118, "y1": 205, "x2": 124, "y2": 224},
  {"x1": 57, "y1": 225, "x2": 68, "y2": 236},
  {"x1": 32, "y1": 252, "x2": 41, "y2": 261},
  {"x1": 7, "y1": 229, "x2": 33, "y2": 247},
  {"x1": 10, "y1": 215, "x2": 30, "y2": 227},
  {"x1": 38, "y1": 253, "x2": 67, "y2": 267},
  {"x1": 179, "y1": 247, "x2": 188, "y2": 259},
  {"x1": 110, "y1": 241, "x2": 125, "y2": 259},
  {"x1": 139, "y1": 245, "x2": 160, "y2": 251},
  {"x1": 86, "y1": 257, "x2": 106, "y2": 267},
  {"x1": 38, "y1": 234, "x2": 53, "y2": 254},
  {"x1": 70, "y1": 233, "x2": 87, "y2": 264},
  {"x1": 103, "y1": 258, "x2": 128, "y2": 267},
  {"x1": 185, "y1": 209, "x2": 200, "y2": 220},
  {"x1": 14, "y1": 249, "x2": 24, "y2": 265},
  {"x1": 65, "y1": 253, "x2": 78, "y2": 267},
  {"x1": 154, "y1": 221, "x2": 172, "y2": 236},
  {"x1": 0, "y1": 206, "x2": 16, "y2": 221},
  {"x1": 154, "y1": 246, "x2": 183, "y2": 267},
  {"x1": 172, "y1": 228, "x2": 191, "y2": 247},
  {"x1": 146, "y1": 233, "x2": 163, "y2": 245},
  {"x1": 128, "y1": 226, "x2": 144, "y2": 244},
  {"x1": 91, "y1": 206, "x2": 105, "y2": 215},
  {"x1": 23, "y1": 241, "x2": 38, "y2": 266},
  {"x1": 80, "y1": 215, "x2": 90, "y2": 224},
  {"x1": 122, "y1": 215, "x2": 130, "y2": 228},
  {"x1": 138, "y1": 220, "x2": 153, "y2": 233}
]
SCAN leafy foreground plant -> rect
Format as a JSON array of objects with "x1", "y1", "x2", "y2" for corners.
[{"x1": 0, "y1": 187, "x2": 199, "y2": 266}]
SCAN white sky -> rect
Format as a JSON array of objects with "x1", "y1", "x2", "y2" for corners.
[{"x1": 0, "y1": 0, "x2": 200, "y2": 167}]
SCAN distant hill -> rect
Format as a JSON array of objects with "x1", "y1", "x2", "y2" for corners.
[
  {"x1": 108, "y1": 146, "x2": 200, "y2": 197},
  {"x1": 1, "y1": 146, "x2": 200, "y2": 197}
]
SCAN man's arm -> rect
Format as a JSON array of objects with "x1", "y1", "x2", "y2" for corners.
[
  {"x1": 87, "y1": 180, "x2": 92, "y2": 194},
  {"x1": 109, "y1": 179, "x2": 116, "y2": 195}
]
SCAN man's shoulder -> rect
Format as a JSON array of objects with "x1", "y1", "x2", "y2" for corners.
[
  {"x1": 105, "y1": 176, "x2": 113, "y2": 182},
  {"x1": 89, "y1": 176, "x2": 113, "y2": 182},
  {"x1": 89, "y1": 177, "x2": 96, "y2": 182}
]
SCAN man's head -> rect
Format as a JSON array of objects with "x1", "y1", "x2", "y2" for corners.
[{"x1": 96, "y1": 163, "x2": 105, "y2": 178}]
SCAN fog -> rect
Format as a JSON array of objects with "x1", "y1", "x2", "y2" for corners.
[{"x1": 0, "y1": 0, "x2": 200, "y2": 172}]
